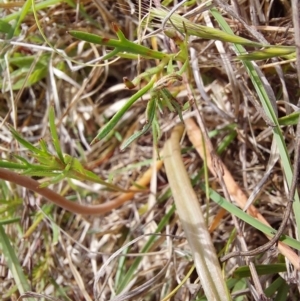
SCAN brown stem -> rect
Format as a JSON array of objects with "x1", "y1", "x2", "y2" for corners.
[{"x1": 0, "y1": 161, "x2": 163, "y2": 215}]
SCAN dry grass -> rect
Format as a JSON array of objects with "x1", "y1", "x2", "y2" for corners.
[{"x1": 0, "y1": 0, "x2": 299, "y2": 300}]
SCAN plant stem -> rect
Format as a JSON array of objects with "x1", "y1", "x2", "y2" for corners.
[{"x1": 0, "y1": 160, "x2": 163, "y2": 215}]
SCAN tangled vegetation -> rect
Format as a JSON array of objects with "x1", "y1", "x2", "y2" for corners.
[{"x1": 0, "y1": 0, "x2": 300, "y2": 300}]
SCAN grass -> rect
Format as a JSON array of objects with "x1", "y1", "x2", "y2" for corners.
[{"x1": 0, "y1": 0, "x2": 299, "y2": 300}]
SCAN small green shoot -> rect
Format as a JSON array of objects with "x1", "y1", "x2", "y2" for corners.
[
  {"x1": 69, "y1": 23, "x2": 171, "y2": 61},
  {"x1": 121, "y1": 73, "x2": 185, "y2": 149},
  {"x1": 2, "y1": 111, "x2": 127, "y2": 192}
]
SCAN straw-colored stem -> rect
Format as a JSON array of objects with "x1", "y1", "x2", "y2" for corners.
[{"x1": 163, "y1": 125, "x2": 231, "y2": 301}]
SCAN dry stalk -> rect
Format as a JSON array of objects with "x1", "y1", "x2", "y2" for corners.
[{"x1": 163, "y1": 125, "x2": 231, "y2": 301}]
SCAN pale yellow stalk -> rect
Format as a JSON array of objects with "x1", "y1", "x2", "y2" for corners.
[{"x1": 163, "y1": 125, "x2": 231, "y2": 301}]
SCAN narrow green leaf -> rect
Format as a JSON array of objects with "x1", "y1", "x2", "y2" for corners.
[
  {"x1": 8, "y1": 0, "x2": 32, "y2": 38},
  {"x1": 38, "y1": 173, "x2": 66, "y2": 188},
  {"x1": 161, "y1": 88, "x2": 184, "y2": 122},
  {"x1": 211, "y1": 7, "x2": 300, "y2": 239},
  {"x1": 0, "y1": 217, "x2": 21, "y2": 225},
  {"x1": 230, "y1": 278, "x2": 247, "y2": 301},
  {"x1": 13, "y1": 155, "x2": 32, "y2": 167},
  {"x1": 121, "y1": 95, "x2": 157, "y2": 149},
  {"x1": 278, "y1": 111, "x2": 299, "y2": 126},
  {"x1": 112, "y1": 23, "x2": 127, "y2": 41},
  {"x1": 203, "y1": 184, "x2": 300, "y2": 251},
  {"x1": 274, "y1": 281, "x2": 289, "y2": 301},
  {"x1": 69, "y1": 30, "x2": 168, "y2": 60},
  {"x1": 238, "y1": 46, "x2": 296, "y2": 61},
  {"x1": 9, "y1": 53, "x2": 50, "y2": 68},
  {"x1": 0, "y1": 225, "x2": 34, "y2": 300},
  {"x1": 21, "y1": 170, "x2": 61, "y2": 178},
  {"x1": 0, "y1": 160, "x2": 27, "y2": 170},
  {"x1": 9, "y1": 126, "x2": 41, "y2": 154},
  {"x1": 264, "y1": 277, "x2": 286, "y2": 297},
  {"x1": 91, "y1": 76, "x2": 157, "y2": 143},
  {"x1": 0, "y1": 20, "x2": 12, "y2": 34},
  {"x1": 216, "y1": 130, "x2": 237, "y2": 154},
  {"x1": 49, "y1": 106, "x2": 65, "y2": 164},
  {"x1": 31, "y1": 154, "x2": 58, "y2": 167},
  {"x1": 39, "y1": 139, "x2": 49, "y2": 153},
  {"x1": 1, "y1": 65, "x2": 48, "y2": 91},
  {"x1": 233, "y1": 264, "x2": 286, "y2": 278},
  {"x1": 152, "y1": 8, "x2": 263, "y2": 47}
]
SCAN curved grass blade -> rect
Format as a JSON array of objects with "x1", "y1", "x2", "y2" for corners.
[
  {"x1": 237, "y1": 46, "x2": 296, "y2": 61},
  {"x1": 210, "y1": 7, "x2": 300, "y2": 239},
  {"x1": 49, "y1": 105, "x2": 64, "y2": 164},
  {"x1": 91, "y1": 76, "x2": 157, "y2": 144},
  {"x1": 202, "y1": 184, "x2": 300, "y2": 251},
  {"x1": 121, "y1": 95, "x2": 157, "y2": 149},
  {"x1": 0, "y1": 225, "x2": 35, "y2": 301}
]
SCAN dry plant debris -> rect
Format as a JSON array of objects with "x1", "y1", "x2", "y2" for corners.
[{"x1": 0, "y1": 0, "x2": 300, "y2": 300}]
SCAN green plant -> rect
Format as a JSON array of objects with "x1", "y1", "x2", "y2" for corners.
[{"x1": 1, "y1": 1, "x2": 299, "y2": 300}]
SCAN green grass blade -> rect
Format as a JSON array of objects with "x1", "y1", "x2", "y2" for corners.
[
  {"x1": 151, "y1": 8, "x2": 263, "y2": 47},
  {"x1": 264, "y1": 277, "x2": 286, "y2": 298},
  {"x1": 49, "y1": 106, "x2": 65, "y2": 164},
  {"x1": 9, "y1": 126, "x2": 42, "y2": 155},
  {"x1": 91, "y1": 76, "x2": 157, "y2": 144},
  {"x1": 278, "y1": 111, "x2": 299, "y2": 126},
  {"x1": 121, "y1": 95, "x2": 156, "y2": 149},
  {"x1": 0, "y1": 65, "x2": 48, "y2": 91},
  {"x1": 238, "y1": 46, "x2": 296, "y2": 61},
  {"x1": 0, "y1": 225, "x2": 35, "y2": 300},
  {"x1": 210, "y1": 7, "x2": 300, "y2": 238},
  {"x1": 203, "y1": 184, "x2": 300, "y2": 251},
  {"x1": 0, "y1": 20, "x2": 12, "y2": 34},
  {"x1": 0, "y1": 161, "x2": 27, "y2": 169},
  {"x1": 274, "y1": 280, "x2": 289, "y2": 301},
  {"x1": 9, "y1": 0, "x2": 32, "y2": 38},
  {"x1": 233, "y1": 264, "x2": 286, "y2": 278},
  {"x1": 3, "y1": 0, "x2": 62, "y2": 23},
  {"x1": 0, "y1": 217, "x2": 21, "y2": 225}
]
